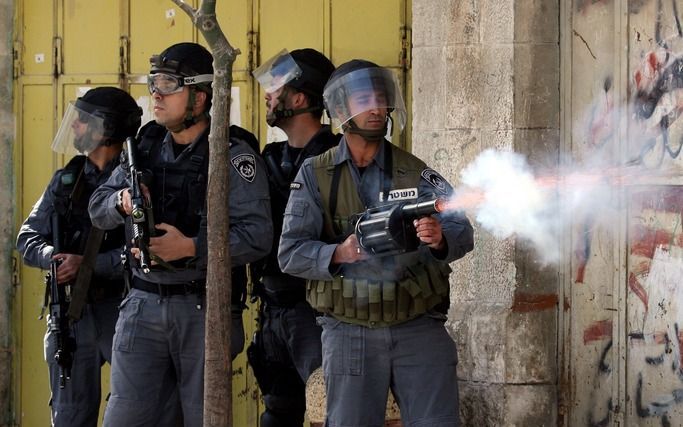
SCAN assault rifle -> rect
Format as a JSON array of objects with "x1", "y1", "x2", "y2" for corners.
[
  {"x1": 354, "y1": 198, "x2": 447, "y2": 257},
  {"x1": 45, "y1": 213, "x2": 75, "y2": 388},
  {"x1": 124, "y1": 136, "x2": 155, "y2": 273}
]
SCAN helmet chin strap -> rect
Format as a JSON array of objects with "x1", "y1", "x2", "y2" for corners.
[
  {"x1": 343, "y1": 114, "x2": 391, "y2": 143},
  {"x1": 167, "y1": 87, "x2": 209, "y2": 133},
  {"x1": 266, "y1": 87, "x2": 322, "y2": 127}
]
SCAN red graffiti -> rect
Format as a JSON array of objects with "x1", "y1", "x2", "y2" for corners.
[
  {"x1": 511, "y1": 292, "x2": 558, "y2": 313},
  {"x1": 628, "y1": 272, "x2": 649, "y2": 312},
  {"x1": 630, "y1": 224, "x2": 678, "y2": 259},
  {"x1": 634, "y1": 50, "x2": 667, "y2": 91},
  {"x1": 584, "y1": 319, "x2": 613, "y2": 344},
  {"x1": 631, "y1": 188, "x2": 683, "y2": 213}
]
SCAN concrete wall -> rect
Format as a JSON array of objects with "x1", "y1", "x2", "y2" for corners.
[{"x1": 412, "y1": 0, "x2": 560, "y2": 425}]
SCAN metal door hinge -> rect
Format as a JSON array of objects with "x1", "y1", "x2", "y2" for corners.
[
  {"x1": 12, "y1": 42, "x2": 22, "y2": 79},
  {"x1": 248, "y1": 30, "x2": 259, "y2": 73},
  {"x1": 400, "y1": 26, "x2": 412, "y2": 70},
  {"x1": 52, "y1": 36, "x2": 62, "y2": 78},
  {"x1": 11, "y1": 255, "x2": 19, "y2": 290},
  {"x1": 119, "y1": 36, "x2": 130, "y2": 80}
]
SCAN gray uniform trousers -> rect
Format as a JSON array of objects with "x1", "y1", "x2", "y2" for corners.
[
  {"x1": 44, "y1": 297, "x2": 120, "y2": 427},
  {"x1": 259, "y1": 299, "x2": 322, "y2": 419},
  {"x1": 102, "y1": 288, "x2": 245, "y2": 427},
  {"x1": 318, "y1": 313, "x2": 460, "y2": 427}
]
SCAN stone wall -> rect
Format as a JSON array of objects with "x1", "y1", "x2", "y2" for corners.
[
  {"x1": 412, "y1": 1, "x2": 560, "y2": 424},
  {"x1": 0, "y1": 0, "x2": 14, "y2": 425}
]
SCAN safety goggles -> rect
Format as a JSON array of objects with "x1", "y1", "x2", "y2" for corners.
[{"x1": 147, "y1": 72, "x2": 213, "y2": 95}]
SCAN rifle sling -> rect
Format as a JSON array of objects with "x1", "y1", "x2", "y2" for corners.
[{"x1": 66, "y1": 226, "x2": 105, "y2": 322}]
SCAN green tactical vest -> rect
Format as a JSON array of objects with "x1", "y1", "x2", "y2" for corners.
[{"x1": 308, "y1": 143, "x2": 452, "y2": 328}]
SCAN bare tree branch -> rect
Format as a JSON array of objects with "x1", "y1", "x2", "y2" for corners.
[{"x1": 172, "y1": 1, "x2": 240, "y2": 426}]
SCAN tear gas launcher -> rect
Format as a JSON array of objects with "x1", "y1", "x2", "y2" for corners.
[{"x1": 354, "y1": 198, "x2": 447, "y2": 257}]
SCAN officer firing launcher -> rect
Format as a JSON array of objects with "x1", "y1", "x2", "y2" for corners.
[{"x1": 354, "y1": 198, "x2": 446, "y2": 257}]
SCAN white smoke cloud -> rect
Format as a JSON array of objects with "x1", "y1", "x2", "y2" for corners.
[{"x1": 457, "y1": 148, "x2": 619, "y2": 264}]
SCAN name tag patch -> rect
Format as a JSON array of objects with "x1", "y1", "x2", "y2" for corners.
[
  {"x1": 231, "y1": 154, "x2": 256, "y2": 182},
  {"x1": 382, "y1": 187, "x2": 418, "y2": 202},
  {"x1": 290, "y1": 182, "x2": 302, "y2": 190}
]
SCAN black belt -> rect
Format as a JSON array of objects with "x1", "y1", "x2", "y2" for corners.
[
  {"x1": 89, "y1": 279, "x2": 125, "y2": 301},
  {"x1": 131, "y1": 277, "x2": 205, "y2": 296}
]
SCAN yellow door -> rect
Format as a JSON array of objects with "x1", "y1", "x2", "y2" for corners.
[
  {"x1": 14, "y1": 1, "x2": 410, "y2": 425},
  {"x1": 254, "y1": 0, "x2": 412, "y2": 149}
]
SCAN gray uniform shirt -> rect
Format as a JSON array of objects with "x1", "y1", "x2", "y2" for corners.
[
  {"x1": 88, "y1": 126, "x2": 273, "y2": 284},
  {"x1": 278, "y1": 137, "x2": 474, "y2": 282},
  {"x1": 17, "y1": 157, "x2": 123, "y2": 278}
]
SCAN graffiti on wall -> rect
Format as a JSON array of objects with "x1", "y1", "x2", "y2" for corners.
[
  {"x1": 576, "y1": 1, "x2": 683, "y2": 425},
  {"x1": 627, "y1": 188, "x2": 683, "y2": 425}
]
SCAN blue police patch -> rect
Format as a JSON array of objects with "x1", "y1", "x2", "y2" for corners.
[
  {"x1": 421, "y1": 168, "x2": 448, "y2": 194},
  {"x1": 231, "y1": 153, "x2": 256, "y2": 182}
]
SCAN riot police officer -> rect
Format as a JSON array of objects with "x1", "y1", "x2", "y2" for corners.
[
  {"x1": 16, "y1": 86, "x2": 142, "y2": 427},
  {"x1": 249, "y1": 48, "x2": 339, "y2": 427},
  {"x1": 88, "y1": 42, "x2": 272, "y2": 427},
  {"x1": 278, "y1": 60, "x2": 474, "y2": 426}
]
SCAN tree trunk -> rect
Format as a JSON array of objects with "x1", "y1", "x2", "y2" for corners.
[{"x1": 172, "y1": 1, "x2": 239, "y2": 426}]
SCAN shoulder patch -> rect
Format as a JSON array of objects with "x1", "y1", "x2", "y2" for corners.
[
  {"x1": 290, "y1": 182, "x2": 302, "y2": 190},
  {"x1": 60, "y1": 171, "x2": 77, "y2": 186},
  {"x1": 231, "y1": 153, "x2": 256, "y2": 182},
  {"x1": 421, "y1": 168, "x2": 448, "y2": 194}
]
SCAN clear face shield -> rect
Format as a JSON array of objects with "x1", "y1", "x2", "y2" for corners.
[
  {"x1": 51, "y1": 101, "x2": 108, "y2": 156},
  {"x1": 252, "y1": 49, "x2": 303, "y2": 94},
  {"x1": 323, "y1": 67, "x2": 407, "y2": 132}
]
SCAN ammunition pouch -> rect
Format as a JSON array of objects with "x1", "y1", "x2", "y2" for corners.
[{"x1": 306, "y1": 261, "x2": 452, "y2": 328}]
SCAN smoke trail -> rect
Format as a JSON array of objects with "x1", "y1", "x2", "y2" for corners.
[{"x1": 450, "y1": 148, "x2": 637, "y2": 264}]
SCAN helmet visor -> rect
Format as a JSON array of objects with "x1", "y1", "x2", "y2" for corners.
[
  {"x1": 51, "y1": 102, "x2": 107, "y2": 156},
  {"x1": 253, "y1": 50, "x2": 302, "y2": 94},
  {"x1": 323, "y1": 67, "x2": 407, "y2": 131},
  {"x1": 148, "y1": 72, "x2": 213, "y2": 95}
]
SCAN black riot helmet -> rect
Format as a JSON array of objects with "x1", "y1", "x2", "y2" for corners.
[
  {"x1": 148, "y1": 42, "x2": 214, "y2": 130},
  {"x1": 52, "y1": 87, "x2": 142, "y2": 156},
  {"x1": 253, "y1": 48, "x2": 335, "y2": 125},
  {"x1": 323, "y1": 59, "x2": 406, "y2": 141},
  {"x1": 287, "y1": 49, "x2": 335, "y2": 111}
]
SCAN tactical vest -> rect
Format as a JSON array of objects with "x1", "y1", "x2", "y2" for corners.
[
  {"x1": 134, "y1": 122, "x2": 251, "y2": 305},
  {"x1": 307, "y1": 142, "x2": 452, "y2": 328},
  {"x1": 135, "y1": 123, "x2": 206, "y2": 244},
  {"x1": 259, "y1": 128, "x2": 340, "y2": 281},
  {"x1": 51, "y1": 155, "x2": 126, "y2": 290}
]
